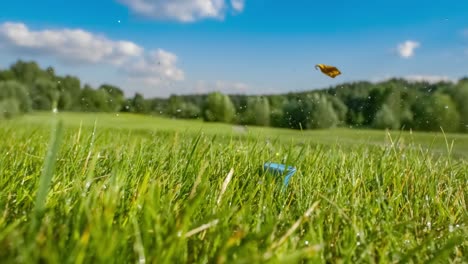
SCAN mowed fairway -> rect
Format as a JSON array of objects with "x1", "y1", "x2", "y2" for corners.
[{"x1": 0, "y1": 113, "x2": 467, "y2": 263}]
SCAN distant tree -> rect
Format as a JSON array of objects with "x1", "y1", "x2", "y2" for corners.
[
  {"x1": 244, "y1": 96, "x2": 270, "y2": 126},
  {"x1": 57, "y1": 76, "x2": 81, "y2": 110},
  {"x1": 0, "y1": 80, "x2": 32, "y2": 113},
  {"x1": 412, "y1": 93, "x2": 460, "y2": 132},
  {"x1": 449, "y1": 80, "x2": 468, "y2": 132},
  {"x1": 203, "y1": 92, "x2": 235, "y2": 123},
  {"x1": 230, "y1": 95, "x2": 249, "y2": 115},
  {"x1": 399, "y1": 88, "x2": 420, "y2": 129},
  {"x1": 0, "y1": 70, "x2": 15, "y2": 81},
  {"x1": 283, "y1": 99, "x2": 308, "y2": 129},
  {"x1": 58, "y1": 91, "x2": 73, "y2": 111},
  {"x1": 270, "y1": 108, "x2": 286, "y2": 128},
  {"x1": 0, "y1": 98, "x2": 20, "y2": 119},
  {"x1": 79, "y1": 85, "x2": 111, "y2": 112},
  {"x1": 2, "y1": 58, "x2": 467, "y2": 133},
  {"x1": 282, "y1": 94, "x2": 339, "y2": 129},
  {"x1": 269, "y1": 96, "x2": 288, "y2": 128},
  {"x1": 326, "y1": 95, "x2": 348, "y2": 125},
  {"x1": 166, "y1": 95, "x2": 201, "y2": 118},
  {"x1": 10, "y1": 60, "x2": 49, "y2": 85},
  {"x1": 99, "y1": 84, "x2": 125, "y2": 112},
  {"x1": 307, "y1": 94, "x2": 339, "y2": 129},
  {"x1": 167, "y1": 95, "x2": 184, "y2": 117},
  {"x1": 147, "y1": 98, "x2": 168, "y2": 115},
  {"x1": 373, "y1": 104, "x2": 399, "y2": 129},
  {"x1": 30, "y1": 78, "x2": 59, "y2": 111},
  {"x1": 131, "y1": 93, "x2": 149, "y2": 113},
  {"x1": 79, "y1": 86, "x2": 96, "y2": 112},
  {"x1": 361, "y1": 87, "x2": 386, "y2": 125},
  {"x1": 183, "y1": 102, "x2": 201, "y2": 118}
]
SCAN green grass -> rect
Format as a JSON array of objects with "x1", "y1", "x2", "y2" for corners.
[{"x1": 0, "y1": 112, "x2": 466, "y2": 263}]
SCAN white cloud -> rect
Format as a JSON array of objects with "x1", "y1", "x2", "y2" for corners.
[
  {"x1": 0, "y1": 22, "x2": 143, "y2": 65},
  {"x1": 404, "y1": 75, "x2": 455, "y2": 84},
  {"x1": 230, "y1": 0, "x2": 244, "y2": 12},
  {"x1": 397, "y1": 40, "x2": 420, "y2": 58},
  {"x1": 118, "y1": 0, "x2": 244, "y2": 22},
  {"x1": 0, "y1": 22, "x2": 184, "y2": 85},
  {"x1": 123, "y1": 49, "x2": 184, "y2": 85}
]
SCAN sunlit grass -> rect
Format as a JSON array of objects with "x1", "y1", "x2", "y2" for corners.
[{"x1": 0, "y1": 113, "x2": 466, "y2": 263}]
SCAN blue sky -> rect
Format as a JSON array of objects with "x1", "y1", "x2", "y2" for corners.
[{"x1": 0, "y1": 0, "x2": 467, "y2": 97}]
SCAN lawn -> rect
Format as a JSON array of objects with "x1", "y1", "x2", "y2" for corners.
[{"x1": 0, "y1": 113, "x2": 466, "y2": 263}]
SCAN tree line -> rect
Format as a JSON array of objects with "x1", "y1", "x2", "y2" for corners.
[{"x1": 1, "y1": 60, "x2": 467, "y2": 133}]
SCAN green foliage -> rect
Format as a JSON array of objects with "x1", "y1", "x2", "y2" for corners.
[
  {"x1": 0, "y1": 98, "x2": 20, "y2": 119},
  {"x1": 0, "y1": 80, "x2": 32, "y2": 113},
  {"x1": 132, "y1": 93, "x2": 150, "y2": 113},
  {"x1": 308, "y1": 94, "x2": 339, "y2": 129},
  {"x1": 244, "y1": 96, "x2": 270, "y2": 126},
  {"x1": 57, "y1": 76, "x2": 81, "y2": 110},
  {"x1": 327, "y1": 95, "x2": 348, "y2": 124},
  {"x1": 0, "y1": 60, "x2": 467, "y2": 133},
  {"x1": 412, "y1": 93, "x2": 461, "y2": 132},
  {"x1": 30, "y1": 78, "x2": 59, "y2": 111},
  {"x1": 99, "y1": 84, "x2": 125, "y2": 112},
  {"x1": 79, "y1": 85, "x2": 113, "y2": 112},
  {"x1": 373, "y1": 104, "x2": 399, "y2": 129},
  {"x1": 0, "y1": 70, "x2": 15, "y2": 81},
  {"x1": 167, "y1": 95, "x2": 201, "y2": 119},
  {"x1": 283, "y1": 94, "x2": 339, "y2": 129},
  {"x1": 203, "y1": 92, "x2": 235, "y2": 123},
  {"x1": 450, "y1": 81, "x2": 468, "y2": 132},
  {"x1": 10, "y1": 60, "x2": 50, "y2": 84},
  {"x1": 283, "y1": 99, "x2": 307, "y2": 129}
]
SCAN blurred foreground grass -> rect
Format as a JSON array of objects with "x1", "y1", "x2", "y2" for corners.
[{"x1": 0, "y1": 113, "x2": 466, "y2": 263}]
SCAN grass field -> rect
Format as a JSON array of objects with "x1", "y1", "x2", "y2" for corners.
[{"x1": 0, "y1": 112, "x2": 467, "y2": 263}]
